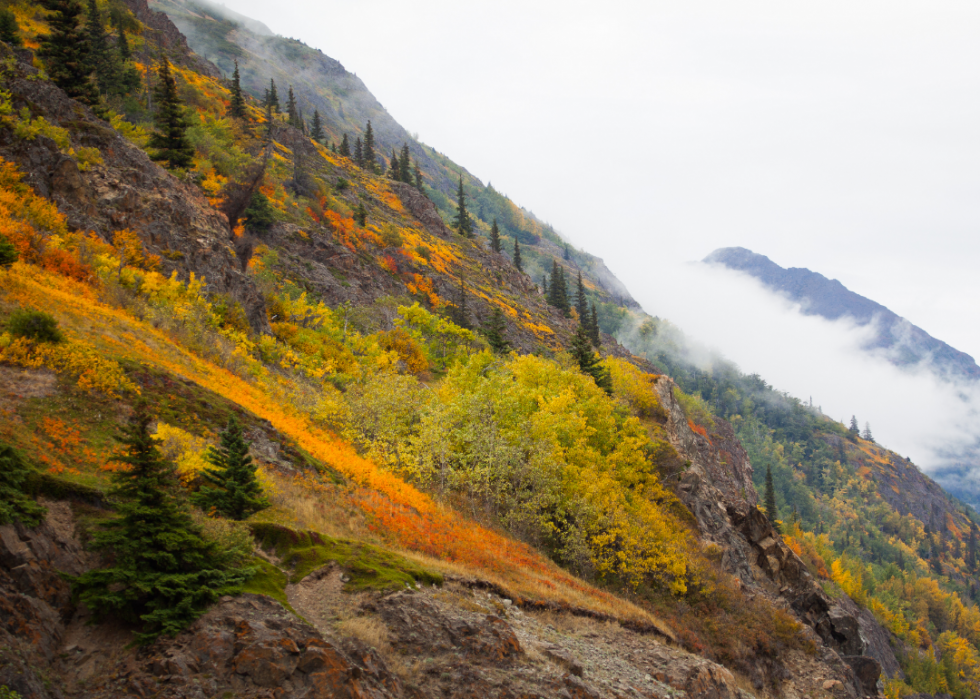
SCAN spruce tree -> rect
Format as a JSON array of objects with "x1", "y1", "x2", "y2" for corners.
[
  {"x1": 414, "y1": 161, "x2": 424, "y2": 192},
  {"x1": 191, "y1": 416, "x2": 269, "y2": 520},
  {"x1": 452, "y1": 175, "x2": 473, "y2": 237},
  {"x1": 452, "y1": 274, "x2": 471, "y2": 329},
  {"x1": 862, "y1": 422, "x2": 874, "y2": 442},
  {"x1": 542, "y1": 275, "x2": 548, "y2": 297},
  {"x1": 355, "y1": 202, "x2": 367, "y2": 226},
  {"x1": 339, "y1": 133, "x2": 351, "y2": 157},
  {"x1": 39, "y1": 0, "x2": 99, "y2": 107},
  {"x1": 286, "y1": 85, "x2": 300, "y2": 127},
  {"x1": 309, "y1": 109, "x2": 324, "y2": 142},
  {"x1": 0, "y1": 8, "x2": 21, "y2": 46},
  {"x1": 0, "y1": 443, "x2": 47, "y2": 527},
  {"x1": 0, "y1": 234, "x2": 17, "y2": 267},
  {"x1": 85, "y1": 0, "x2": 118, "y2": 96},
  {"x1": 849, "y1": 415, "x2": 860, "y2": 436},
  {"x1": 513, "y1": 238, "x2": 523, "y2": 272},
  {"x1": 490, "y1": 218, "x2": 501, "y2": 253},
  {"x1": 363, "y1": 120, "x2": 376, "y2": 172},
  {"x1": 229, "y1": 60, "x2": 247, "y2": 119},
  {"x1": 264, "y1": 78, "x2": 279, "y2": 112},
  {"x1": 243, "y1": 191, "x2": 275, "y2": 234},
  {"x1": 111, "y1": 9, "x2": 130, "y2": 59},
  {"x1": 575, "y1": 270, "x2": 587, "y2": 320},
  {"x1": 571, "y1": 322, "x2": 612, "y2": 395},
  {"x1": 399, "y1": 143, "x2": 411, "y2": 183},
  {"x1": 482, "y1": 307, "x2": 510, "y2": 354},
  {"x1": 969, "y1": 525, "x2": 977, "y2": 573},
  {"x1": 148, "y1": 57, "x2": 194, "y2": 169},
  {"x1": 764, "y1": 464, "x2": 779, "y2": 531},
  {"x1": 354, "y1": 137, "x2": 363, "y2": 166},
  {"x1": 72, "y1": 404, "x2": 250, "y2": 645},
  {"x1": 387, "y1": 148, "x2": 399, "y2": 180},
  {"x1": 589, "y1": 302, "x2": 601, "y2": 346}
]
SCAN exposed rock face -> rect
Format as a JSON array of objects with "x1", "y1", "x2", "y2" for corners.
[
  {"x1": 655, "y1": 376, "x2": 895, "y2": 696},
  {"x1": 122, "y1": 0, "x2": 222, "y2": 78}
]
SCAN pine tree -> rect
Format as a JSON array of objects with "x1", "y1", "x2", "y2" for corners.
[
  {"x1": 363, "y1": 120, "x2": 376, "y2": 172},
  {"x1": 387, "y1": 148, "x2": 399, "y2": 180},
  {"x1": 39, "y1": 0, "x2": 99, "y2": 107},
  {"x1": 590, "y1": 301, "x2": 601, "y2": 346},
  {"x1": 0, "y1": 234, "x2": 17, "y2": 267},
  {"x1": 243, "y1": 191, "x2": 275, "y2": 234},
  {"x1": 148, "y1": 58, "x2": 194, "y2": 169},
  {"x1": 228, "y1": 60, "x2": 247, "y2": 119},
  {"x1": 849, "y1": 415, "x2": 860, "y2": 436},
  {"x1": 452, "y1": 174, "x2": 473, "y2": 237},
  {"x1": 575, "y1": 270, "x2": 587, "y2": 320},
  {"x1": 355, "y1": 202, "x2": 367, "y2": 226},
  {"x1": 85, "y1": 0, "x2": 119, "y2": 96},
  {"x1": 191, "y1": 416, "x2": 269, "y2": 520},
  {"x1": 513, "y1": 238, "x2": 523, "y2": 272},
  {"x1": 452, "y1": 274, "x2": 470, "y2": 329},
  {"x1": 286, "y1": 85, "x2": 300, "y2": 128},
  {"x1": 489, "y1": 218, "x2": 501, "y2": 253},
  {"x1": 309, "y1": 109, "x2": 324, "y2": 142},
  {"x1": 571, "y1": 322, "x2": 612, "y2": 395},
  {"x1": 764, "y1": 464, "x2": 779, "y2": 531},
  {"x1": 969, "y1": 525, "x2": 977, "y2": 573},
  {"x1": 482, "y1": 307, "x2": 510, "y2": 354},
  {"x1": 0, "y1": 443, "x2": 47, "y2": 527},
  {"x1": 339, "y1": 133, "x2": 351, "y2": 157},
  {"x1": 0, "y1": 8, "x2": 22, "y2": 46},
  {"x1": 354, "y1": 137, "x2": 363, "y2": 166},
  {"x1": 414, "y1": 162, "x2": 424, "y2": 192},
  {"x1": 264, "y1": 78, "x2": 279, "y2": 111},
  {"x1": 399, "y1": 143, "x2": 411, "y2": 183},
  {"x1": 547, "y1": 261, "x2": 570, "y2": 316},
  {"x1": 111, "y1": 9, "x2": 130, "y2": 59},
  {"x1": 72, "y1": 404, "x2": 250, "y2": 645},
  {"x1": 542, "y1": 275, "x2": 548, "y2": 297},
  {"x1": 862, "y1": 422, "x2": 874, "y2": 442},
  {"x1": 563, "y1": 243, "x2": 570, "y2": 261}
]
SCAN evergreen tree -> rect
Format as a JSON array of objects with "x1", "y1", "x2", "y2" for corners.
[
  {"x1": 414, "y1": 161, "x2": 424, "y2": 192},
  {"x1": 0, "y1": 234, "x2": 17, "y2": 267},
  {"x1": 489, "y1": 218, "x2": 501, "y2": 253},
  {"x1": 547, "y1": 260, "x2": 570, "y2": 316},
  {"x1": 563, "y1": 243, "x2": 570, "y2": 261},
  {"x1": 363, "y1": 120, "x2": 376, "y2": 172},
  {"x1": 575, "y1": 270, "x2": 587, "y2": 320},
  {"x1": 0, "y1": 8, "x2": 22, "y2": 46},
  {"x1": 286, "y1": 85, "x2": 300, "y2": 127},
  {"x1": 39, "y1": 0, "x2": 99, "y2": 107},
  {"x1": 571, "y1": 322, "x2": 612, "y2": 395},
  {"x1": 309, "y1": 109, "x2": 324, "y2": 142},
  {"x1": 849, "y1": 415, "x2": 860, "y2": 436},
  {"x1": 85, "y1": 0, "x2": 119, "y2": 96},
  {"x1": 452, "y1": 174, "x2": 473, "y2": 237},
  {"x1": 399, "y1": 143, "x2": 411, "y2": 183},
  {"x1": 243, "y1": 191, "x2": 275, "y2": 234},
  {"x1": 354, "y1": 137, "x2": 363, "y2": 166},
  {"x1": 72, "y1": 404, "x2": 250, "y2": 645},
  {"x1": 228, "y1": 60, "x2": 247, "y2": 119},
  {"x1": 862, "y1": 422, "x2": 874, "y2": 442},
  {"x1": 191, "y1": 416, "x2": 269, "y2": 520},
  {"x1": 589, "y1": 301, "x2": 600, "y2": 346},
  {"x1": 764, "y1": 464, "x2": 779, "y2": 531},
  {"x1": 339, "y1": 133, "x2": 351, "y2": 157},
  {"x1": 148, "y1": 58, "x2": 194, "y2": 169},
  {"x1": 111, "y1": 9, "x2": 130, "y2": 59},
  {"x1": 969, "y1": 525, "x2": 977, "y2": 573},
  {"x1": 513, "y1": 238, "x2": 523, "y2": 272},
  {"x1": 263, "y1": 78, "x2": 279, "y2": 112},
  {"x1": 452, "y1": 273, "x2": 471, "y2": 329},
  {"x1": 355, "y1": 202, "x2": 367, "y2": 226},
  {"x1": 0, "y1": 443, "x2": 47, "y2": 527},
  {"x1": 542, "y1": 275, "x2": 548, "y2": 297},
  {"x1": 482, "y1": 307, "x2": 510, "y2": 354},
  {"x1": 387, "y1": 148, "x2": 399, "y2": 180}
]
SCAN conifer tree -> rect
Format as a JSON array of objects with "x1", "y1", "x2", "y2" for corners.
[
  {"x1": 513, "y1": 238, "x2": 523, "y2": 272},
  {"x1": 354, "y1": 137, "x2": 363, "y2": 166},
  {"x1": 191, "y1": 416, "x2": 269, "y2": 520},
  {"x1": 862, "y1": 422, "x2": 874, "y2": 442},
  {"x1": 0, "y1": 8, "x2": 22, "y2": 46},
  {"x1": 387, "y1": 148, "x2": 399, "y2": 179},
  {"x1": 969, "y1": 525, "x2": 977, "y2": 572},
  {"x1": 228, "y1": 60, "x2": 247, "y2": 119},
  {"x1": 589, "y1": 301, "x2": 601, "y2": 346},
  {"x1": 414, "y1": 161, "x2": 424, "y2": 193},
  {"x1": 309, "y1": 109, "x2": 324, "y2": 142},
  {"x1": 542, "y1": 275, "x2": 548, "y2": 297},
  {"x1": 148, "y1": 58, "x2": 194, "y2": 169},
  {"x1": 263, "y1": 78, "x2": 279, "y2": 111},
  {"x1": 286, "y1": 85, "x2": 300, "y2": 127},
  {"x1": 85, "y1": 0, "x2": 118, "y2": 96},
  {"x1": 849, "y1": 415, "x2": 860, "y2": 436},
  {"x1": 764, "y1": 464, "x2": 779, "y2": 531},
  {"x1": 452, "y1": 273, "x2": 471, "y2": 329},
  {"x1": 331, "y1": 142, "x2": 337, "y2": 153},
  {"x1": 355, "y1": 202, "x2": 367, "y2": 226},
  {"x1": 399, "y1": 143, "x2": 411, "y2": 183},
  {"x1": 0, "y1": 234, "x2": 17, "y2": 267},
  {"x1": 339, "y1": 133, "x2": 351, "y2": 157},
  {"x1": 111, "y1": 9, "x2": 130, "y2": 59},
  {"x1": 243, "y1": 191, "x2": 275, "y2": 234},
  {"x1": 40, "y1": 0, "x2": 99, "y2": 107},
  {"x1": 363, "y1": 120, "x2": 376, "y2": 172},
  {"x1": 575, "y1": 270, "x2": 587, "y2": 320},
  {"x1": 571, "y1": 322, "x2": 612, "y2": 394},
  {"x1": 482, "y1": 307, "x2": 510, "y2": 354},
  {"x1": 489, "y1": 218, "x2": 501, "y2": 253},
  {"x1": 0, "y1": 443, "x2": 47, "y2": 527},
  {"x1": 453, "y1": 174, "x2": 473, "y2": 237},
  {"x1": 72, "y1": 404, "x2": 250, "y2": 645}
]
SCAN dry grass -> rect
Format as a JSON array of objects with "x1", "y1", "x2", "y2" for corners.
[
  {"x1": 334, "y1": 614, "x2": 420, "y2": 682},
  {"x1": 260, "y1": 473, "x2": 372, "y2": 540}
]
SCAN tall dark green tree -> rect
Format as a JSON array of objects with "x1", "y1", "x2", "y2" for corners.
[
  {"x1": 85, "y1": 0, "x2": 119, "y2": 96},
  {"x1": 453, "y1": 175, "x2": 474, "y2": 237},
  {"x1": 414, "y1": 162, "x2": 424, "y2": 193},
  {"x1": 354, "y1": 137, "x2": 364, "y2": 166},
  {"x1": 263, "y1": 78, "x2": 279, "y2": 112},
  {"x1": 969, "y1": 524, "x2": 977, "y2": 573},
  {"x1": 513, "y1": 238, "x2": 523, "y2": 272},
  {"x1": 0, "y1": 234, "x2": 17, "y2": 267},
  {"x1": 0, "y1": 7, "x2": 22, "y2": 46},
  {"x1": 111, "y1": 9, "x2": 130, "y2": 59},
  {"x1": 39, "y1": 0, "x2": 99, "y2": 107},
  {"x1": 228, "y1": 60, "x2": 247, "y2": 119},
  {"x1": 575, "y1": 270, "x2": 587, "y2": 320},
  {"x1": 0, "y1": 443, "x2": 47, "y2": 527},
  {"x1": 72, "y1": 404, "x2": 250, "y2": 645},
  {"x1": 399, "y1": 143, "x2": 411, "y2": 183},
  {"x1": 363, "y1": 120, "x2": 376, "y2": 172},
  {"x1": 848, "y1": 415, "x2": 860, "y2": 436},
  {"x1": 148, "y1": 58, "x2": 194, "y2": 169},
  {"x1": 309, "y1": 109, "x2": 324, "y2": 142},
  {"x1": 243, "y1": 191, "x2": 275, "y2": 234},
  {"x1": 452, "y1": 273, "x2": 471, "y2": 329},
  {"x1": 589, "y1": 301, "x2": 600, "y2": 347},
  {"x1": 571, "y1": 322, "x2": 612, "y2": 395},
  {"x1": 489, "y1": 218, "x2": 501, "y2": 253},
  {"x1": 191, "y1": 416, "x2": 269, "y2": 520},
  {"x1": 355, "y1": 202, "x2": 367, "y2": 226},
  {"x1": 481, "y1": 307, "x2": 510, "y2": 354},
  {"x1": 286, "y1": 85, "x2": 300, "y2": 128},
  {"x1": 339, "y1": 133, "x2": 351, "y2": 157},
  {"x1": 387, "y1": 148, "x2": 399, "y2": 180},
  {"x1": 862, "y1": 422, "x2": 874, "y2": 442},
  {"x1": 764, "y1": 464, "x2": 780, "y2": 531},
  {"x1": 547, "y1": 260, "x2": 570, "y2": 316}
]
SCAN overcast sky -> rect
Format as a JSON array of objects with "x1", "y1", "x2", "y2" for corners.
[{"x1": 213, "y1": 0, "x2": 980, "y2": 458}]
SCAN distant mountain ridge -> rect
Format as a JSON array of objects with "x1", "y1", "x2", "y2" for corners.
[{"x1": 704, "y1": 246, "x2": 980, "y2": 381}]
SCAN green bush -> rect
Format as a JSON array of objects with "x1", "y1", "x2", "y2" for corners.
[
  {"x1": 0, "y1": 443, "x2": 47, "y2": 527},
  {"x1": 0, "y1": 234, "x2": 17, "y2": 267},
  {"x1": 7, "y1": 309, "x2": 64, "y2": 343}
]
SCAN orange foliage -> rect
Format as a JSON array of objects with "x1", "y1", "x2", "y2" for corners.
[
  {"x1": 376, "y1": 328, "x2": 428, "y2": 374},
  {"x1": 688, "y1": 420, "x2": 708, "y2": 439}
]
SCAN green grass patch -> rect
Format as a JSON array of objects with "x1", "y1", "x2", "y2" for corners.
[
  {"x1": 241, "y1": 556, "x2": 296, "y2": 614},
  {"x1": 249, "y1": 522, "x2": 443, "y2": 592}
]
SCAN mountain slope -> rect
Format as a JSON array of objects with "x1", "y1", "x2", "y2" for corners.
[{"x1": 704, "y1": 246, "x2": 980, "y2": 381}]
